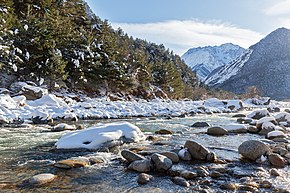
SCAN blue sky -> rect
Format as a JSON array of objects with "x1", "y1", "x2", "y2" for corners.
[{"x1": 85, "y1": 0, "x2": 290, "y2": 55}]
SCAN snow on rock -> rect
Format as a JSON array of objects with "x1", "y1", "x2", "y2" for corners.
[
  {"x1": 10, "y1": 82, "x2": 48, "y2": 100},
  {"x1": 247, "y1": 109, "x2": 270, "y2": 119},
  {"x1": 13, "y1": 95, "x2": 26, "y2": 106},
  {"x1": 275, "y1": 112, "x2": 290, "y2": 123},
  {"x1": 224, "y1": 124, "x2": 247, "y2": 133},
  {"x1": 204, "y1": 98, "x2": 225, "y2": 107},
  {"x1": 267, "y1": 130, "x2": 286, "y2": 139},
  {"x1": 55, "y1": 122, "x2": 145, "y2": 150},
  {"x1": 28, "y1": 94, "x2": 68, "y2": 108},
  {"x1": 226, "y1": 100, "x2": 243, "y2": 110}
]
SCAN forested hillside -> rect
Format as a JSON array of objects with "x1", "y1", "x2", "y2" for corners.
[{"x1": 0, "y1": 0, "x2": 198, "y2": 99}]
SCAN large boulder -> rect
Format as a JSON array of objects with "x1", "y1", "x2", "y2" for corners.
[
  {"x1": 151, "y1": 153, "x2": 172, "y2": 172},
  {"x1": 238, "y1": 140, "x2": 271, "y2": 161},
  {"x1": 207, "y1": 126, "x2": 228, "y2": 136},
  {"x1": 184, "y1": 140, "x2": 210, "y2": 160}
]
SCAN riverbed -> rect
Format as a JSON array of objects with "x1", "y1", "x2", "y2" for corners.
[{"x1": 1, "y1": 113, "x2": 290, "y2": 192}]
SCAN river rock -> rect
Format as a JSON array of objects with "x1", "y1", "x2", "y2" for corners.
[
  {"x1": 270, "y1": 168, "x2": 280, "y2": 176},
  {"x1": 54, "y1": 158, "x2": 90, "y2": 169},
  {"x1": 224, "y1": 124, "x2": 247, "y2": 133},
  {"x1": 238, "y1": 140, "x2": 271, "y2": 161},
  {"x1": 151, "y1": 153, "x2": 172, "y2": 172},
  {"x1": 268, "y1": 153, "x2": 286, "y2": 167},
  {"x1": 196, "y1": 167, "x2": 210, "y2": 177},
  {"x1": 137, "y1": 173, "x2": 153, "y2": 184},
  {"x1": 185, "y1": 140, "x2": 210, "y2": 160},
  {"x1": 259, "y1": 180, "x2": 272, "y2": 188},
  {"x1": 180, "y1": 171, "x2": 197, "y2": 180},
  {"x1": 237, "y1": 117, "x2": 253, "y2": 124},
  {"x1": 247, "y1": 126, "x2": 260, "y2": 133},
  {"x1": 178, "y1": 148, "x2": 192, "y2": 161},
  {"x1": 160, "y1": 152, "x2": 179, "y2": 163},
  {"x1": 220, "y1": 183, "x2": 239, "y2": 190},
  {"x1": 207, "y1": 126, "x2": 228, "y2": 136},
  {"x1": 51, "y1": 123, "x2": 76, "y2": 132},
  {"x1": 128, "y1": 159, "x2": 151, "y2": 172},
  {"x1": 26, "y1": 173, "x2": 57, "y2": 185},
  {"x1": 256, "y1": 117, "x2": 277, "y2": 129},
  {"x1": 267, "y1": 130, "x2": 286, "y2": 139},
  {"x1": 259, "y1": 122, "x2": 276, "y2": 135},
  {"x1": 171, "y1": 177, "x2": 190, "y2": 187},
  {"x1": 155, "y1": 129, "x2": 173, "y2": 135},
  {"x1": 121, "y1": 150, "x2": 144, "y2": 163},
  {"x1": 247, "y1": 109, "x2": 270, "y2": 120},
  {"x1": 233, "y1": 114, "x2": 246, "y2": 118},
  {"x1": 191, "y1": 122, "x2": 210, "y2": 127}
]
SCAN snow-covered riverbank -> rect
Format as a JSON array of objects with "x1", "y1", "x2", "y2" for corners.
[{"x1": 0, "y1": 91, "x2": 290, "y2": 125}]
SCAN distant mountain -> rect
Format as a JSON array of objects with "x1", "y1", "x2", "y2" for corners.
[
  {"x1": 206, "y1": 27, "x2": 290, "y2": 100},
  {"x1": 181, "y1": 43, "x2": 245, "y2": 81}
]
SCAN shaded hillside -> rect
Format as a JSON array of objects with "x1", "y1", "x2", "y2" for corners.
[{"x1": 0, "y1": 0, "x2": 197, "y2": 99}]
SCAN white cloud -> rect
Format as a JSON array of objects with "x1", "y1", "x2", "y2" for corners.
[
  {"x1": 264, "y1": 0, "x2": 290, "y2": 16},
  {"x1": 112, "y1": 20, "x2": 263, "y2": 55}
]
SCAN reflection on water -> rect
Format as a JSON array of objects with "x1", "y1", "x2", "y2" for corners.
[{"x1": 0, "y1": 113, "x2": 290, "y2": 192}]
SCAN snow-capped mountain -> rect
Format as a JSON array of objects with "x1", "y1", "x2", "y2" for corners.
[
  {"x1": 206, "y1": 27, "x2": 290, "y2": 100},
  {"x1": 181, "y1": 43, "x2": 245, "y2": 81}
]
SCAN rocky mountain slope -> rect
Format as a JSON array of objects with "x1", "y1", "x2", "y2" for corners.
[
  {"x1": 205, "y1": 28, "x2": 290, "y2": 100},
  {"x1": 181, "y1": 43, "x2": 245, "y2": 81}
]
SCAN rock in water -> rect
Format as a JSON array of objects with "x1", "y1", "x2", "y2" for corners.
[
  {"x1": 238, "y1": 140, "x2": 271, "y2": 161},
  {"x1": 151, "y1": 153, "x2": 172, "y2": 172},
  {"x1": 268, "y1": 153, "x2": 286, "y2": 167},
  {"x1": 160, "y1": 152, "x2": 179, "y2": 163},
  {"x1": 54, "y1": 158, "x2": 89, "y2": 169},
  {"x1": 137, "y1": 173, "x2": 153, "y2": 184},
  {"x1": 178, "y1": 148, "x2": 192, "y2": 161},
  {"x1": 121, "y1": 150, "x2": 144, "y2": 163},
  {"x1": 185, "y1": 140, "x2": 210, "y2": 160},
  {"x1": 26, "y1": 173, "x2": 57, "y2": 185},
  {"x1": 155, "y1": 129, "x2": 173, "y2": 135},
  {"x1": 171, "y1": 177, "x2": 190, "y2": 187},
  {"x1": 207, "y1": 126, "x2": 228, "y2": 136},
  {"x1": 191, "y1": 122, "x2": 210, "y2": 127},
  {"x1": 128, "y1": 160, "x2": 151, "y2": 172}
]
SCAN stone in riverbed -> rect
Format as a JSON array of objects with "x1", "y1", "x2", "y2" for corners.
[
  {"x1": 26, "y1": 173, "x2": 57, "y2": 186},
  {"x1": 171, "y1": 177, "x2": 190, "y2": 187},
  {"x1": 155, "y1": 129, "x2": 173, "y2": 135},
  {"x1": 121, "y1": 150, "x2": 144, "y2": 163},
  {"x1": 151, "y1": 153, "x2": 172, "y2": 172},
  {"x1": 51, "y1": 123, "x2": 76, "y2": 132},
  {"x1": 268, "y1": 153, "x2": 286, "y2": 167},
  {"x1": 54, "y1": 158, "x2": 90, "y2": 169},
  {"x1": 224, "y1": 124, "x2": 247, "y2": 133},
  {"x1": 184, "y1": 140, "x2": 211, "y2": 161},
  {"x1": 247, "y1": 126, "x2": 260, "y2": 134},
  {"x1": 137, "y1": 173, "x2": 153, "y2": 184},
  {"x1": 267, "y1": 130, "x2": 286, "y2": 139},
  {"x1": 160, "y1": 151, "x2": 179, "y2": 163},
  {"x1": 207, "y1": 126, "x2": 228, "y2": 136},
  {"x1": 128, "y1": 159, "x2": 151, "y2": 173},
  {"x1": 247, "y1": 109, "x2": 270, "y2": 120},
  {"x1": 180, "y1": 171, "x2": 197, "y2": 180},
  {"x1": 232, "y1": 114, "x2": 246, "y2": 118},
  {"x1": 238, "y1": 140, "x2": 271, "y2": 161},
  {"x1": 270, "y1": 168, "x2": 280, "y2": 176},
  {"x1": 178, "y1": 148, "x2": 192, "y2": 161},
  {"x1": 191, "y1": 122, "x2": 210, "y2": 127},
  {"x1": 220, "y1": 183, "x2": 239, "y2": 190}
]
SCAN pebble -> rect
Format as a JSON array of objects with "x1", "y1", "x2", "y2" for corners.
[
  {"x1": 171, "y1": 177, "x2": 190, "y2": 187},
  {"x1": 270, "y1": 168, "x2": 280, "y2": 176},
  {"x1": 259, "y1": 180, "x2": 272, "y2": 188},
  {"x1": 137, "y1": 173, "x2": 153, "y2": 184},
  {"x1": 180, "y1": 171, "x2": 197, "y2": 180},
  {"x1": 26, "y1": 173, "x2": 57, "y2": 186}
]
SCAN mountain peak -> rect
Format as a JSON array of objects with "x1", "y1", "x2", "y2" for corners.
[{"x1": 181, "y1": 43, "x2": 245, "y2": 81}]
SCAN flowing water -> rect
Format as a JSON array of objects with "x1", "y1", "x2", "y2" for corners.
[{"x1": 0, "y1": 113, "x2": 290, "y2": 192}]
